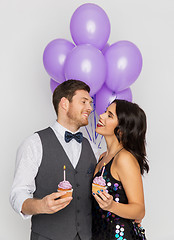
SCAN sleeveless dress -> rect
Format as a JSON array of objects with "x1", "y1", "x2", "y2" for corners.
[{"x1": 92, "y1": 151, "x2": 146, "y2": 240}]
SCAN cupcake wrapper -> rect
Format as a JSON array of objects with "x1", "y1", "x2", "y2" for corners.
[
  {"x1": 92, "y1": 183, "x2": 107, "y2": 194},
  {"x1": 58, "y1": 189, "x2": 73, "y2": 198}
]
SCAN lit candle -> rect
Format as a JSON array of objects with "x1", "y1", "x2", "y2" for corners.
[
  {"x1": 64, "y1": 165, "x2": 66, "y2": 181},
  {"x1": 101, "y1": 163, "x2": 105, "y2": 177}
]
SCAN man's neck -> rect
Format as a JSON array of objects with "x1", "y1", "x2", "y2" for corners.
[{"x1": 57, "y1": 119, "x2": 79, "y2": 133}]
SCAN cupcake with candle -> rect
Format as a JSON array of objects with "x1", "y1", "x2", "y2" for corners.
[
  {"x1": 92, "y1": 163, "x2": 107, "y2": 194},
  {"x1": 57, "y1": 166, "x2": 73, "y2": 198}
]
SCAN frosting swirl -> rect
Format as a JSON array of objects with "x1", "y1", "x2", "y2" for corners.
[
  {"x1": 58, "y1": 180, "x2": 72, "y2": 189},
  {"x1": 93, "y1": 176, "x2": 106, "y2": 186}
]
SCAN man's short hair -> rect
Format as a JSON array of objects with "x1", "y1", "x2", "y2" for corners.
[{"x1": 52, "y1": 79, "x2": 90, "y2": 115}]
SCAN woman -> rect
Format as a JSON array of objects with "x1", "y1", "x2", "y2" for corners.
[{"x1": 92, "y1": 99, "x2": 149, "y2": 240}]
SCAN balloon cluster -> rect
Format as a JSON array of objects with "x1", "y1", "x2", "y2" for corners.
[{"x1": 43, "y1": 3, "x2": 143, "y2": 116}]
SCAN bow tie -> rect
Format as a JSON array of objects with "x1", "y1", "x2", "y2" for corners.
[{"x1": 64, "y1": 131, "x2": 83, "y2": 143}]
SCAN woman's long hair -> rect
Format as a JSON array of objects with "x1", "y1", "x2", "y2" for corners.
[{"x1": 112, "y1": 99, "x2": 149, "y2": 175}]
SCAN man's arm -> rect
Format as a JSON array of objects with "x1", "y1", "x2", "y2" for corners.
[
  {"x1": 10, "y1": 133, "x2": 72, "y2": 218},
  {"x1": 22, "y1": 192, "x2": 72, "y2": 215}
]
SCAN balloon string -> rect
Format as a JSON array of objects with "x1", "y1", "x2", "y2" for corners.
[
  {"x1": 90, "y1": 116, "x2": 95, "y2": 143},
  {"x1": 93, "y1": 95, "x2": 98, "y2": 142},
  {"x1": 85, "y1": 126, "x2": 92, "y2": 142},
  {"x1": 89, "y1": 96, "x2": 94, "y2": 143},
  {"x1": 98, "y1": 135, "x2": 103, "y2": 149},
  {"x1": 95, "y1": 132, "x2": 99, "y2": 140}
]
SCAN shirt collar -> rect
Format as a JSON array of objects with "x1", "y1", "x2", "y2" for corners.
[{"x1": 52, "y1": 121, "x2": 81, "y2": 138}]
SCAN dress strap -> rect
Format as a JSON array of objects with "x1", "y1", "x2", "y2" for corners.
[
  {"x1": 98, "y1": 156, "x2": 104, "y2": 163},
  {"x1": 113, "y1": 147, "x2": 124, "y2": 158}
]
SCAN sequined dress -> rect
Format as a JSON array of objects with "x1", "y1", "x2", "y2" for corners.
[{"x1": 92, "y1": 156, "x2": 146, "y2": 240}]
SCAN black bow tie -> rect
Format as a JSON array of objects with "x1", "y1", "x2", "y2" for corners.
[{"x1": 65, "y1": 131, "x2": 83, "y2": 143}]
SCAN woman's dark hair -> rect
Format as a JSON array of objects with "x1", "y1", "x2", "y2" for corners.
[
  {"x1": 112, "y1": 99, "x2": 149, "y2": 175},
  {"x1": 53, "y1": 79, "x2": 90, "y2": 115}
]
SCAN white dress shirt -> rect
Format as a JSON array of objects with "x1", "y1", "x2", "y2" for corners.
[{"x1": 9, "y1": 122, "x2": 100, "y2": 219}]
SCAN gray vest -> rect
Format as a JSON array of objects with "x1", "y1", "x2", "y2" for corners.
[{"x1": 31, "y1": 127, "x2": 97, "y2": 240}]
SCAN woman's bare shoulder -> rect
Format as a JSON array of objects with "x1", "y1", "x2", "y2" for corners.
[{"x1": 115, "y1": 149, "x2": 139, "y2": 170}]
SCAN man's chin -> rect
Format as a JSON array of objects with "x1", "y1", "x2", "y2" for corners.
[{"x1": 80, "y1": 119, "x2": 88, "y2": 127}]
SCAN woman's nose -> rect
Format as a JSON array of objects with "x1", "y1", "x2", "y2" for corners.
[{"x1": 99, "y1": 113, "x2": 105, "y2": 119}]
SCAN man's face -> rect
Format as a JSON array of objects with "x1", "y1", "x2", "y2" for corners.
[{"x1": 67, "y1": 90, "x2": 93, "y2": 128}]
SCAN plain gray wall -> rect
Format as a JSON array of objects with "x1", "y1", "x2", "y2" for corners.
[{"x1": 1, "y1": 0, "x2": 174, "y2": 239}]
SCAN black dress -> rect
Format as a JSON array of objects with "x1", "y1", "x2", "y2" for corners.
[{"x1": 92, "y1": 154, "x2": 146, "y2": 240}]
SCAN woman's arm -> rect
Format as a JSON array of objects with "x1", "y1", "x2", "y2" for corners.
[{"x1": 93, "y1": 151, "x2": 145, "y2": 220}]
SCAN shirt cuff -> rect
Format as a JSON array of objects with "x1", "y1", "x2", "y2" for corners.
[{"x1": 12, "y1": 194, "x2": 33, "y2": 220}]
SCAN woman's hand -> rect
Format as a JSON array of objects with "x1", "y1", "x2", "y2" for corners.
[
  {"x1": 93, "y1": 190, "x2": 113, "y2": 211},
  {"x1": 134, "y1": 219, "x2": 142, "y2": 227}
]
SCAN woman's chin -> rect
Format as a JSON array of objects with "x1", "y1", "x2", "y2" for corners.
[
  {"x1": 95, "y1": 127, "x2": 99, "y2": 133},
  {"x1": 95, "y1": 127, "x2": 103, "y2": 135}
]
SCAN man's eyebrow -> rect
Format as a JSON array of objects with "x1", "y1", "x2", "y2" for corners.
[{"x1": 82, "y1": 97, "x2": 93, "y2": 103}]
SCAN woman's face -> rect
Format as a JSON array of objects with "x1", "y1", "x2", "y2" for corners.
[{"x1": 96, "y1": 103, "x2": 119, "y2": 136}]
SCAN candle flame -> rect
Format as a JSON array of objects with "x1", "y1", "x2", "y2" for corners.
[{"x1": 64, "y1": 165, "x2": 66, "y2": 170}]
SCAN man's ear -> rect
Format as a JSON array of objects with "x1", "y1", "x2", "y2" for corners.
[{"x1": 59, "y1": 97, "x2": 69, "y2": 111}]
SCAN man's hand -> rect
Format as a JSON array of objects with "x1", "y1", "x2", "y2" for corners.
[
  {"x1": 22, "y1": 191, "x2": 73, "y2": 216},
  {"x1": 40, "y1": 192, "x2": 73, "y2": 214}
]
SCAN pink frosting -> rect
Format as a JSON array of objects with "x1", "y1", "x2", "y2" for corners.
[
  {"x1": 93, "y1": 176, "x2": 106, "y2": 186},
  {"x1": 58, "y1": 180, "x2": 72, "y2": 189}
]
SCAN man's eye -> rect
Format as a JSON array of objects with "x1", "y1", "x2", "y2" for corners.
[
  {"x1": 108, "y1": 114, "x2": 112, "y2": 118},
  {"x1": 82, "y1": 101, "x2": 86, "y2": 104}
]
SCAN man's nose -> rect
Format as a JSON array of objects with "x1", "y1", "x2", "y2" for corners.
[{"x1": 88, "y1": 103, "x2": 93, "y2": 112}]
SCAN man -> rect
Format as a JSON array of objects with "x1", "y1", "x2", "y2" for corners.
[{"x1": 10, "y1": 80, "x2": 99, "y2": 240}]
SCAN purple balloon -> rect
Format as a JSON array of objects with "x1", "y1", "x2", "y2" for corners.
[
  {"x1": 105, "y1": 41, "x2": 143, "y2": 92},
  {"x1": 43, "y1": 39, "x2": 75, "y2": 83},
  {"x1": 95, "y1": 84, "x2": 132, "y2": 116},
  {"x1": 95, "y1": 84, "x2": 116, "y2": 116},
  {"x1": 116, "y1": 88, "x2": 132, "y2": 102},
  {"x1": 64, "y1": 44, "x2": 107, "y2": 96},
  {"x1": 70, "y1": 3, "x2": 110, "y2": 50},
  {"x1": 50, "y1": 78, "x2": 59, "y2": 93},
  {"x1": 101, "y1": 43, "x2": 110, "y2": 55}
]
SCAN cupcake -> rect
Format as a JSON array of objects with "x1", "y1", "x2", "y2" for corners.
[
  {"x1": 92, "y1": 176, "x2": 107, "y2": 194},
  {"x1": 57, "y1": 180, "x2": 73, "y2": 198}
]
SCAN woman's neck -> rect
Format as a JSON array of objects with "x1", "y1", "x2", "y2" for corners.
[{"x1": 104, "y1": 135, "x2": 123, "y2": 157}]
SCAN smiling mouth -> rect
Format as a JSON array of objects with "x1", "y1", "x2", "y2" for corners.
[
  {"x1": 83, "y1": 113, "x2": 89, "y2": 118},
  {"x1": 97, "y1": 120, "x2": 105, "y2": 127}
]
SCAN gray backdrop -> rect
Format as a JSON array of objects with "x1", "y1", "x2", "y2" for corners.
[{"x1": 1, "y1": 0, "x2": 173, "y2": 239}]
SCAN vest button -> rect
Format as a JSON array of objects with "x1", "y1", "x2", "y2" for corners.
[
  {"x1": 77, "y1": 222, "x2": 80, "y2": 226},
  {"x1": 77, "y1": 196, "x2": 80, "y2": 200},
  {"x1": 76, "y1": 183, "x2": 80, "y2": 187},
  {"x1": 77, "y1": 209, "x2": 80, "y2": 213}
]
